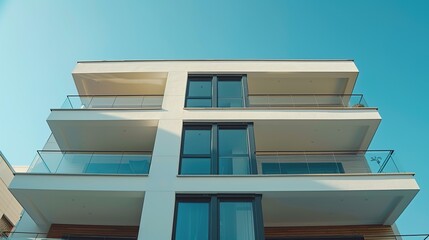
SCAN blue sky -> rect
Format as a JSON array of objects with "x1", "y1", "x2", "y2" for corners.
[{"x1": 0, "y1": 0, "x2": 428, "y2": 235}]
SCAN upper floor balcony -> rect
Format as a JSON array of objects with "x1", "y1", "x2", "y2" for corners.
[
  {"x1": 61, "y1": 95, "x2": 163, "y2": 110},
  {"x1": 28, "y1": 150, "x2": 151, "y2": 175}
]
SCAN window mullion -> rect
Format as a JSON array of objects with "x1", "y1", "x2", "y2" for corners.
[
  {"x1": 213, "y1": 76, "x2": 218, "y2": 107},
  {"x1": 242, "y1": 75, "x2": 249, "y2": 107},
  {"x1": 254, "y1": 195, "x2": 265, "y2": 240},
  {"x1": 211, "y1": 196, "x2": 219, "y2": 240},
  {"x1": 212, "y1": 124, "x2": 218, "y2": 174},
  {"x1": 248, "y1": 123, "x2": 258, "y2": 174}
]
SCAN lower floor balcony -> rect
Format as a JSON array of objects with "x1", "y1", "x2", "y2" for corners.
[{"x1": 4, "y1": 230, "x2": 429, "y2": 240}]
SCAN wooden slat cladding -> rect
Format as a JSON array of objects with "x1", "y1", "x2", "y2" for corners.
[
  {"x1": 47, "y1": 224, "x2": 139, "y2": 238},
  {"x1": 265, "y1": 225, "x2": 396, "y2": 240}
]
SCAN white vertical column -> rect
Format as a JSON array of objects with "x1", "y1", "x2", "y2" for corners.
[
  {"x1": 137, "y1": 191, "x2": 176, "y2": 240},
  {"x1": 137, "y1": 71, "x2": 187, "y2": 240}
]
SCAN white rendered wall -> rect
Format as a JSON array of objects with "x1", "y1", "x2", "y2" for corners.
[{"x1": 0, "y1": 154, "x2": 23, "y2": 228}]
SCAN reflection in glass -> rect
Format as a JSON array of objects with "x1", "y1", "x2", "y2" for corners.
[
  {"x1": 188, "y1": 80, "x2": 212, "y2": 97},
  {"x1": 181, "y1": 158, "x2": 211, "y2": 174},
  {"x1": 183, "y1": 129, "x2": 211, "y2": 155},
  {"x1": 218, "y1": 128, "x2": 250, "y2": 174},
  {"x1": 85, "y1": 154, "x2": 122, "y2": 173},
  {"x1": 218, "y1": 80, "x2": 243, "y2": 107},
  {"x1": 186, "y1": 99, "x2": 212, "y2": 107},
  {"x1": 56, "y1": 152, "x2": 92, "y2": 174},
  {"x1": 118, "y1": 154, "x2": 151, "y2": 174}
]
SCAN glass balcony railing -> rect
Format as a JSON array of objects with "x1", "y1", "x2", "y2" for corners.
[
  {"x1": 60, "y1": 95, "x2": 163, "y2": 109},
  {"x1": 256, "y1": 150, "x2": 398, "y2": 175},
  {"x1": 28, "y1": 151, "x2": 151, "y2": 175},
  {"x1": 248, "y1": 94, "x2": 368, "y2": 108}
]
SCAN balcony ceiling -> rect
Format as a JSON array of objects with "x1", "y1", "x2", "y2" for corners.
[
  {"x1": 247, "y1": 72, "x2": 357, "y2": 95},
  {"x1": 73, "y1": 72, "x2": 167, "y2": 95},
  {"x1": 12, "y1": 188, "x2": 144, "y2": 226},
  {"x1": 254, "y1": 119, "x2": 380, "y2": 151},
  {"x1": 47, "y1": 119, "x2": 158, "y2": 151},
  {"x1": 262, "y1": 189, "x2": 417, "y2": 227}
]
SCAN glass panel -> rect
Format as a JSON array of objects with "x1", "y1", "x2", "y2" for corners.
[
  {"x1": 188, "y1": 80, "x2": 212, "y2": 97},
  {"x1": 181, "y1": 158, "x2": 211, "y2": 174},
  {"x1": 218, "y1": 98, "x2": 244, "y2": 107},
  {"x1": 112, "y1": 96, "x2": 144, "y2": 108},
  {"x1": 85, "y1": 153, "x2": 122, "y2": 174},
  {"x1": 88, "y1": 97, "x2": 115, "y2": 108},
  {"x1": 218, "y1": 128, "x2": 250, "y2": 174},
  {"x1": 183, "y1": 129, "x2": 211, "y2": 155},
  {"x1": 220, "y1": 201, "x2": 255, "y2": 240},
  {"x1": 28, "y1": 154, "x2": 50, "y2": 173},
  {"x1": 34, "y1": 152, "x2": 64, "y2": 173},
  {"x1": 308, "y1": 163, "x2": 344, "y2": 174},
  {"x1": 175, "y1": 202, "x2": 209, "y2": 240},
  {"x1": 186, "y1": 98, "x2": 212, "y2": 107},
  {"x1": 56, "y1": 152, "x2": 92, "y2": 174},
  {"x1": 219, "y1": 157, "x2": 250, "y2": 175},
  {"x1": 142, "y1": 96, "x2": 163, "y2": 107},
  {"x1": 118, "y1": 154, "x2": 151, "y2": 174},
  {"x1": 218, "y1": 80, "x2": 243, "y2": 107},
  {"x1": 218, "y1": 128, "x2": 248, "y2": 156}
]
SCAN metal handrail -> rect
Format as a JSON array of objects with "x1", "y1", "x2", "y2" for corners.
[
  {"x1": 37, "y1": 150, "x2": 152, "y2": 154},
  {"x1": 248, "y1": 93, "x2": 364, "y2": 96},
  {"x1": 67, "y1": 94, "x2": 163, "y2": 97},
  {"x1": 255, "y1": 150, "x2": 394, "y2": 154}
]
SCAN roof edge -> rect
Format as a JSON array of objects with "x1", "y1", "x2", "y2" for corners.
[{"x1": 77, "y1": 59, "x2": 356, "y2": 63}]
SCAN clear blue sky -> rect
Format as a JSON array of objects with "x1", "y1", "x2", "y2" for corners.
[{"x1": 0, "y1": 0, "x2": 428, "y2": 235}]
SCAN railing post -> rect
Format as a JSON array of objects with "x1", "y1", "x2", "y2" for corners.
[{"x1": 67, "y1": 95, "x2": 73, "y2": 109}]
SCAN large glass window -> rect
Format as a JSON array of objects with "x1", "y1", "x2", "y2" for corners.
[
  {"x1": 186, "y1": 75, "x2": 246, "y2": 108},
  {"x1": 173, "y1": 195, "x2": 263, "y2": 240},
  {"x1": 180, "y1": 124, "x2": 256, "y2": 175}
]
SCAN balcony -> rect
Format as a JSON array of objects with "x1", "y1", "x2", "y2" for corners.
[
  {"x1": 61, "y1": 95, "x2": 163, "y2": 109},
  {"x1": 28, "y1": 151, "x2": 151, "y2": 175},
  {"x1": 256, "y1": 150, "x2": 397, "y2": 175},
  {"x1": 9, "y1": 151, "x2": 150, "y2": 228},
  {"x1": 248, "y1": 94, "x2": 368, "y2": 108}
]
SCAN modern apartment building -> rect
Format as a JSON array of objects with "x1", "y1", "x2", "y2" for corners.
[
  {"x1": 0, "y1": 152, "x2": 23, "y2": 236},
  {"x1": 6, "y1": 60, "x2": 420, "y2": 239}
]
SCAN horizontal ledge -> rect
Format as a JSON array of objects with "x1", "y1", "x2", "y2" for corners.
[
  {"x1": 77, "y1": 59, "x2": 356, "y2": 63},
  {"x1": 177, "y1": 173, "x2": 416, "y2": 177},
  {"x1": 14, "y1": 173, "x2": 149, "y2": 177},
  {"x1": 184, "y1": 107, "x2": 378, "y2": 111},
  {"x1": 51, "y1": 108, "x2": 163, "y2": 111}
]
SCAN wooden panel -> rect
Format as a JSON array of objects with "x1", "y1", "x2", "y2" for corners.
[
  {"x1": 265, "y1": 225, "x2": 396, "y2": 240},
  {"x1": 47, "y1": 224, "x2": 139, "y2": 238}
]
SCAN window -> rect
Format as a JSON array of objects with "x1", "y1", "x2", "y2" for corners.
[
  {"x1": 180, "y1": 124, "x2": 256, "y2": 175},
  {"x1": 185, "y1": 75, "x2": 247, "y2": 108},
  {"x1": 262, "y1": 162, "x2": 345, "y2": 174},
  {"x1": 173, "y1": 195, "x2": 264, "y2": 240}
]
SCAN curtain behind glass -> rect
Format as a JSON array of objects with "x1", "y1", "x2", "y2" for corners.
[
  {"x1": 175, "y1": 202, "x2": 209, "y2": 240},
  {"x1": 219, "y1": 201, "x2": 255, "y2": 240}
]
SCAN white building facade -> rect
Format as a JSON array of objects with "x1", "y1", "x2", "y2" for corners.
[
  {"x1": 0, "y1": 152, "x2": 23, "y2": 236},
  {"x1": 8, "y1": 60, "x2": 419, "y2": 239}
]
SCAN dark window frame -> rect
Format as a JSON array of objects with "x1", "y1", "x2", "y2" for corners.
[
  {"x1": 185, "y1": 74, "x2": 249, "y2": 108},
  {"x1": 172, "y1": 194, "x2": 264, "y2": 240},
  {"x1": 179, "y1": 123, "x2": 257, "y2": 175}
]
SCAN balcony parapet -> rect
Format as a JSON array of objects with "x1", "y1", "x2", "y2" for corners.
[
  {"x1": 256, "y1": 150, "x2": 398, "y2": 175},
  {"x1": 248, "y1": 94, "x2": 368, "y2": 108},
  {"x1": 58, "y1": 95, "x2": 163, "y2": 110},
  {"x1": 28, "y1": 150, "x2": 151, "y2": 175}
]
